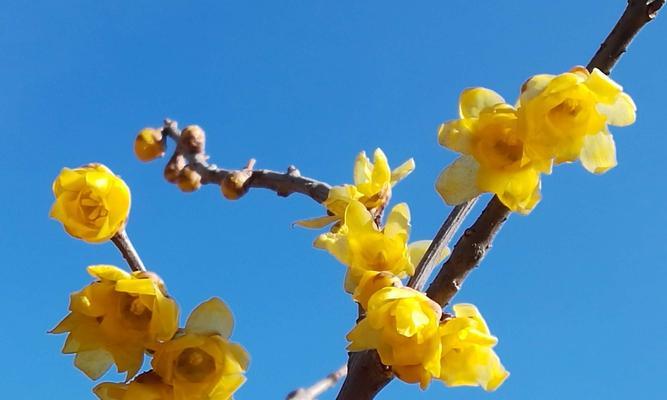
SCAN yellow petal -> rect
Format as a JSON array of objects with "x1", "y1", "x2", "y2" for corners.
[
  {"x1": 346, "y1": 319, "x2": 380, "y2": 352},
  {"x1": 115, "y1": 278, "x2": 158, "y2": 295},
  {"x1": 75, "y1": 348, "x2": 114, "y2": 380},
  {"x1": 353, "y1": 151, "x2": 372, "y2": 186},
  {"x1": 390, "y1": 158, "x2": 415, "y2": 186},
  {"x1": 435, "y1": 156, "x2": 481, "y2": 205},
  {"x1": 459, "y1": 88, "x2": 505, "y2": 118},
  {"x1": 344, "y1": 200, "x2": 374, "y2": 232},
  {"x1": 93, "y1": 383, "x2": 127, "y2": 400},
  {"x1": 408, "y1": 240, "x2": 450, "y2": 267},
  {"x1": 580, "y1": 129, "x2": 617, "y2": 174},
  {"x1": 293, "y1": 215, "x2": 340, "y2": 229},
  {"x1": 585, "y1": 68, "x2": 622, "y2": 103},
  {"x1": 185, "y1": 297, "x2": 235, "y2": 338},
  {"x1": 597, "y1": 92, "x2": 636, "y2": 126},
  {"x1": 519, "y1": 74, "x2": 555, "y2": 104},
  {"x1": 371, "y1": 148, "x2": 391, "y2": 186},
  {"x1": 87, "y1": 265, "x2": 131, "y2": 282},
  {"x1": 383, "y1": 203, "x2": 410, "y2": 238},
  {"x1": 438, "y1": 120, "x2": 473, "y2": 154}
]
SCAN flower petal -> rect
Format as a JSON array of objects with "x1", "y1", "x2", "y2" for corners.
[
  {"x1": 597, "y1": 92, "x2": 636, "y2": 127},
  {"x1": 580, "y1": 129, "x2": 617, "y2": 174},
  {"x1": 435, "y1": 156, "x2": 481, "y2": 205},
  {"x1": 75, "y1": 348, "x2": 114, "y2": 380},
  {"x1": 87, "y1": 265, "x2": 131, "y2": 282},
  {"x1": 459, "y1": 88, "x2": 505, "y2": 118},
  {"x1": 185, "y1": 297, "x2": 235, "y2": 338},
  {"x1": 438, "y1": 120, "x2": 473, "y2": 154},
  {"x1": 390, "y1": 158, "x2": 415, "y2": 186},
  {"x1": 408, "y1": 240, "x2": 450, "y2": 267},
  {"x1": 383, "y1": 203, "x2": 410, "y2": 238},
  {"x1": 293, "y1": 215, "x2": 340, "y2": 229}
]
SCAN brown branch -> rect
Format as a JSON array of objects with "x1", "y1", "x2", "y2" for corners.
[
  {"x1": 111, "y1": 229, "x2": 146, "y2": 272},
  {"x1": 587, "y1": 0, "x2": 664, "y2": 74},
  {"x1": 286, "y1": 364, "x2": 348, "y2": 400},
  {"x1": 159, "y1": 119, "x2": 331, "y2": 203},
  {"x1": 336, "y1": 1, "x2": 664, "y2": 399}
]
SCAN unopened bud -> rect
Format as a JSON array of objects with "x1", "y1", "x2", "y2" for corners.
[
  {"x1": 179, "y1": 125, "x2": 206, "y2": 153},
  {"x1": 134, "y1": 128, "x2": 165, "y2": 162},
  {"x1": 177, "y1": 166, "x2": 202, "y2": 192},
  {"x1": 164, "y1": 154, "x2": 186, "y2": 183},
  {"x1": 221, "y1": 170, "x2": 252, "y2": 200}
]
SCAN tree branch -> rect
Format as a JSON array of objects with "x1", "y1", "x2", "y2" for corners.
[
  {"x1": 159, "y1": 119, "x2": 331, "y2": 203},
  {"x1": 336, "y1": 1, "x2": 664, "y2": 398},
  {"x1": 587, "y1": 0, "x2": 664, "y2": 74},
  {"x1": 407, "y1": 199, "x2": 478, "y2": 291},
  {"x1": 286, "y1": 364, "x2": 348, "y2": 400},
  {"x1": 111, "y1": 229, "x2": 147, "y2": 272}
]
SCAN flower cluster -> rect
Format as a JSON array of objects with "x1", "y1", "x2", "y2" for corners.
[
  {"x1": 436, "y1": 67, "x2": 635, "y2": 214},
  {"x1": 305, "y1": 151, "x2": 507, "y2": 391},
  {"x1": 50, "y1": 165, "x2": 249, "y2": 400}
]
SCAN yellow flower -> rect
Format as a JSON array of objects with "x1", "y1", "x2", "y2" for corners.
[
  {"x1": 94, "y1": 372, "x2": 173, "y2": 400},
  {"x1": 352, "y1": 271, "x2": 403, "y2": 310},
  {"x1": 296, "y1": 148, "x2": 414, "y2": 228},
  {"x1": 436, "y1": 88, "x2": 547, "y2": 214},
  {"x1": 50, "y1": 164, "x2": 131, "y2": 243},
  {"x1": 51, "y1": 265, "x2": 179, "y2": 380},
  {"x1": 519, "y1": 66, "x2": 636, "y2": 172},
  {"x1": 347, "y1": 286, "x2": 443, "y2": 389},
  {"x1": 438, "y1": 304, "x2": 508, "y2": 391},
  {"x1": 152, "y1": 298, "x2": 249, "y2": 400},
  {"x1": 134, "y1": 128, "x2": 165, "y2": 162},
  {"x1": 314, "y1": 199, "x2": 430, "y2": 293}
]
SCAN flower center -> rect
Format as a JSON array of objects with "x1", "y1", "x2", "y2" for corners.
[
  {"x1": 118, "y1": 294, "x2": 153, "y2": 330},
  {"x1": 78, "y1": 190, "x2": 109, "y2": 224},
  {"x1": 176, "y1": 347, "x2": 216, "y2": 382}
]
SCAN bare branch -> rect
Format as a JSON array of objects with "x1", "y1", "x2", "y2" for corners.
[
  {"x1": 111, "y1": 229, "x2": 146, "y2": 272},
  {"x1": 287, "y1": 364, "x2": 348, "y2": 400},
  {"x1": 159, "y1": 119, "x2": 331, "y2": 203},
  {"x1": 587, "y1": 0, "x2": 664, "y2": 74},
  {"x1": 407, "y1": 199, "x2": 478, "y2": 291},
  {"x1": 336, "y1": 1, "x2": 664, "y2": 398}
]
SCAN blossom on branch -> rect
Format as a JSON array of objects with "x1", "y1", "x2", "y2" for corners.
[
  {"x1": 297, "y1": 148, "x2": 414, "y2": 228},
  {"x1": 314, "y1": 200, "x2": 429, "y2": 293},
  {"x1": 152, "y1": 298, "x2": 249, "y2": 400},
  {"x1": 347, "y1": 286, "x2": 443, "y2": 388},
  {"x1": 519, "y1": 66, "x2": 636, "y2": 173},
  {"x1": 50, "y1": 164, "x2": 131, "y2": 243},
  {"x1": 94, "y1": 371, "x2": 174, "y2": 400},
  {"x1": 436, "y1": 89, "x2": 548, "y2": 214},
  {"x1": 438, "y1": 304, "x2": 508, "y2": 391},
  {"x1": 51, "y1": 265, "x2": 179, "y2": 380}
]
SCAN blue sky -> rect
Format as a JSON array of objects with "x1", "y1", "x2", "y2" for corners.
[{"x1": 2, "y1": 1, "x2": 666, "y2": 399}]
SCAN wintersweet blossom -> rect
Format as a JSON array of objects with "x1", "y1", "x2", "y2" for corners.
[
  {"x1": 50, "y1": 164, "x2": 131, "y2": 243},
  {"x1": 297, "y1": 148, "x2": 414, "y2": 228},
  {"x1": 94, "y1": 372, "x2": 174, "y2": 400},
  {"x1": 51, "y1": 265, "x2": 179, "y2": 380},
  {"x1": 519, "y1": 66, "x2": 636, "y2": 173},
  {"x1": 436, "y1": 88, "x2": 547, "y2": 214},
  {"x1": 314, "y1": 199, "x2": 430, "y2": 292},
  {"x1": 152, "y1": 298, "x2": 249, "y2": 400},
  {"x1": 438, "y1": 304, "x2": 508, "y2": 391},
  {"x1": 347, "y1": 286, "x2": 443, "y2": 388}
]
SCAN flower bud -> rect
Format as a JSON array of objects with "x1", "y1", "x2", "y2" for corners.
[
  {"x1": 179, "y1": 125, "x2": 206, "y2": 153},
  {"x1": 164, "y1": 153, "x2": 186, "y2": 183},
  {"x1": 134, "y1": 128, "x2": 165, "y2": 162},
  {"x1": 177, "y1": 166, "x2": 202, "y2": 192},
  {"x1": 221, "y1": 170, "x2": 252, "y2": 200}
]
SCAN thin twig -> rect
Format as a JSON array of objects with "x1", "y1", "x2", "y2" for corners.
[
  {"x1": 407, "y1": 199, "x2": 478, "y2": 291},
  {"x1": 160, "y1": 119, "x2": 331, "y2": 203},
  {"x1": 286, "y1": 364, "x2": 348, "y2": 400},
  {"x1": 110, "y1": 229, "x2": 147, "y2": 272},
  {"x1": 336, "y1": 1, "x2": 664, "y2": 398}
]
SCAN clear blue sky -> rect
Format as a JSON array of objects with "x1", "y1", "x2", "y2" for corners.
[{"x1": 2, "y1": 1, "x2": 666, "y2": 399}]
